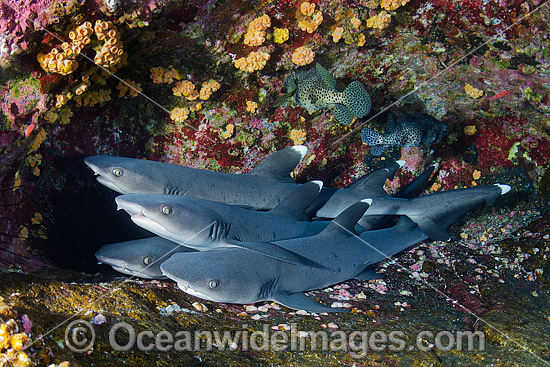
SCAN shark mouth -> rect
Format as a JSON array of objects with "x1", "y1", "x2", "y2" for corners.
[
  {"x1": 84, "y1": 161, "x2": 126, "y2": 194},
  {"x1": 96, "y1": 175, "x2": 125, "y2": 194},
  {"x1": 130, "y1": 215, "x2": 177, "y2": 241},
  {"x1": 177, "y1": 282, "x2": 215, "y2": 301}
]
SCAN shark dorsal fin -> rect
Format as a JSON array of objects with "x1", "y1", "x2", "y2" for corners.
[
  {"x1": 396, "y1": 164, "x2": 436, "y2": 199},
  {"x1": 345, "y1": 161, "x2": 404, "y2": 197},
  {"x1": 270, "y1": 181, "x2": 323, "y2": 221},
  {"x1": 247, "y1": 146, "x2": 307, "y2": 182},
  {"x1": 315, "y1": 63, "x2": 337, "y2": 89},
  {"x1": 319, "y1": 200, "x2": 371, "y2": 238}
]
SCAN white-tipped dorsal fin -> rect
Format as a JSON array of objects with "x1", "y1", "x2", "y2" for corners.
[
  {"x1": 495, "y1": 184, "x2": 511, "y2": 195},
  {"x1": 396, "y1": 160, "x2": 406, "y2": 168},
  {"x1": 270, "y1": 181, "x2": 323, "y2": 221},
  {"x1": 247, "y1": 146, "x2": 307, "y2": 183}
]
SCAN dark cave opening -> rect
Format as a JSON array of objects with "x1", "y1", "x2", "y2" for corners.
[{"x1": 41, "y1": 156, "x2": 152, "y2": 274}]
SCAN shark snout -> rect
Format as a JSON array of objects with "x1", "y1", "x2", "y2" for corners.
[
  {"x1": 115, "y1": 196, "x2": 147, "y2": 216},
  {"x1": 83, "y1": 157, "x2": 101, "y2": 175}
]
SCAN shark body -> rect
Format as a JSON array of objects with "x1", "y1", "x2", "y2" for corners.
[{"x1": 160, "y1": 183, "x2": 509, "y2": 312}]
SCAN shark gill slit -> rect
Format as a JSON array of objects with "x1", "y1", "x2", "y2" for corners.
[{"x1": 258, "y1": 277, "x2": 279, "y2": 300}]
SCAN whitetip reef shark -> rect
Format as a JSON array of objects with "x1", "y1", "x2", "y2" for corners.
[
  {"x1": 160, "y1": 183, "x2": 509, "y2": 313},
  {"x1": 95, "y1": 237, "x2": 196, "y2": 279},
  {"x1": 114, "y1": 181, "x2": 328, "y2": 249},
  {"x1": 85, "y1": 146, "x2": 507, "y2": 240},
  {"x1": 84, "y1": 145, "x2": 307, "y2": 210}
]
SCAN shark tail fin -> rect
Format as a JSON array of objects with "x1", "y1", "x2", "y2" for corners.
[
  {"x1": 319, "y1": 199, "x2": 372, "y2": 238},
  {"x1": 409, "y1": 184, "x2": 511, "y2": 241},
  {"x1": 270, "y1": 181, "x2": 323, "y2": 221},
  {"x1": 343, "y1": 81, "x2": 371, "y2": 118},
  {"x1": 247, "y1": 146, "x2": 307, "y2": 182}
]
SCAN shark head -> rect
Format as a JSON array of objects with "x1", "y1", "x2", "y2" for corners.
[
  {"x1": 160, "y1": 250, "x2": 277, "y2": 304},
  {"x1": 115, "y1": 194, "x2": 223, "y2": 247},
  {"x1": 95, "y1": 237, "x2": 191, "y2": 279},
  {"x1": 84, "y1": 156, "x2": 169, "y2": 194}
]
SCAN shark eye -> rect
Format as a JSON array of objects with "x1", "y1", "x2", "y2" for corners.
[
  {"x1": 112, "y1": 168, "x2": 123, "y2": 177},
  {"x1": 162, "y1": 205, "x2": 173, "y2": 215},
  {"x1": 208, "y1": 280, "x2": 220, "y2": 289},
  {"x1": 143, "y1": 256, "x2": 154, "y2": 265}
]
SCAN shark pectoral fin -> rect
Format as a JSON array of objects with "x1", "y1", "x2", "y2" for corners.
[
  {"x1": 315, "y1": 63, "x2": 337, "y2": 89},
  {"x1": 332, "y1": 104, "x2": 354, "y2": 126},
  {"x1": 247, "y1": 145, "x2": 307, "y2": 183},
  {"x1": 353, "y1": 268, "x2": 386, "y2": 281},
  {"x1": 274, "y1": 291, "x2": 349, "y2": 313},
  {"x1": 226, "y1": 202, "x2": 262, "y2": 210},
  {"x1": 227, "y1": 241, "x2": 327, "y2": 269},
  {"x1": 270, "y1": 181, "x2": 323, "y2": 221},
  {"x1": 413, "y1": 216, "x2": 452, "y2": 242}
]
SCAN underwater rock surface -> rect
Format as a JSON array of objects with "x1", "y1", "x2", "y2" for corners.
[{"x1": 1, "y1": 0, "x2": 550, "y2": 365}]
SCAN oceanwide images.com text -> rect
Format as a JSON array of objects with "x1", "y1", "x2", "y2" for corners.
[{"x1": 65, "y1": 320, "x2": 485, "y2": 358}]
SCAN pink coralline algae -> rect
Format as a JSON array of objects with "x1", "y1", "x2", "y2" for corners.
[{"x1": 0, "y1": 0, "x2": 83, "y2": 58}]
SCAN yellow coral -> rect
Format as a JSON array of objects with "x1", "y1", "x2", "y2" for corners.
[
  {"x1": 44, "y1": 110, "x2": 58, "y2": 123},
  {"x1": 74, "y1": 89, "x2": 111, "y2": 107},
  {"x1": 58, "y1": 107, "x2": 73, "y2": 125},
  {"x1": 220, "y1": 123, "x2": 235, "y2": 139},
  {"x1": 332, "y1": 27, "x2": 344, "y2": 43},
  {"x1": 244, "y1": 29, "x2": 266, "y2": 47},
  {"x1": 55, "y1": 93, "x2": 70, "y2": 109},
  {"x1": 298, "y1": 10, "x2": 323, "y2": 33},
  {"x1": 117, "y1": 79, "x2": 142, "y2": 97},
  {"x1": 472, "y1": 170, "x2": 481, "y2": 180},
  {"x1": 357, "y1": 33, "x2": 366, "y2": 47},
  {"x1": 170, "y1": 107, "x2": 190, "y2": 123},
  {"x1": 29, "y1": 128, "x2": 46, "y2": 152},
  {"x1": 150, "y1": 67, "x2": 165, "y2": 84},
  {"x1": 37, "y1": 49, "x2": 79, "y2": 75},
  {"x1": 273, "y1": 27, "x2": 289, "y2": 43},
  {"x1": 464, "y1": 125, "x2": 477, "y2": 135},
  {"x1": 248, "y1": 14, "x2": 271, "y2": 31},
  {"x1": 234, "y1": 51, "x2": 270, "y2": 72},
  {"x1": 290, "y1": 128, "x2": 307, "y2": 145},
  {"x1": 350, "y1": 17, "x2": 361, "y2": 28},
  {"x1": 300, "y1": 2, "x2": 315, "y2": 16},
  {"x1": 381, "y1": 0, "x2": 411, "y2": 11},
  {"x1": 366, "y1": 11, "x2": 391, "y2": 30},
  {"x1": 246, "y1": 101, "x2": 258, "y2": 114},
  {"x1": 162, "y1": 68, "x2": 180, "y2": 84},
  {"x1": 199, "y1": 79, "x2": 221, "y2": 100},
  {"x1": 93, "y1": 20, "x2": 124, "y2": 67},
  {"x1": 465, "y1": 84, "x2": 484, "y2": 98},
  {"x1": 173, "y1": 80, "x2": 200, "y2": 100},
  {"x1": 74, "y1": 81, "x2": 90, "y2": 96},
  {"x1": 291, "y1": 46, "x2": 315, "y2": 66},
  {"x1": 150, "y1": 67, "x2": 180, "y2": 84}
]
